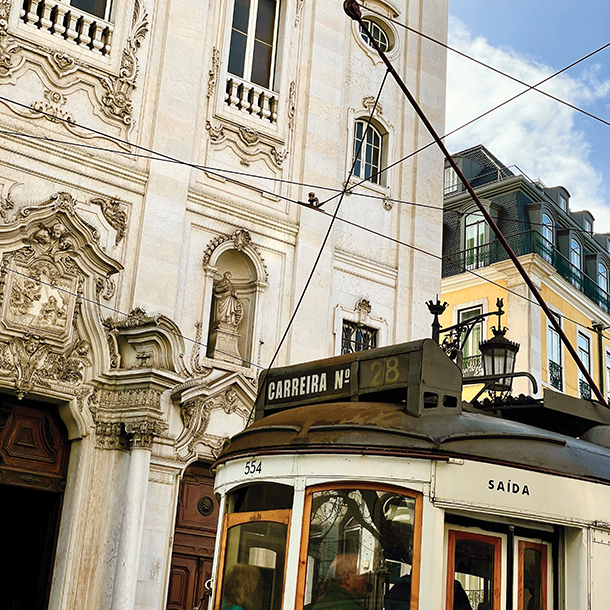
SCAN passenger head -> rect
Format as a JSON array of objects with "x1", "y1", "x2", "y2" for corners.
[
  {"x1": 222, "y1": 564, "x2": 262, "y2": 610},
  {"x1": 327, "y1": 554, "x2": 369, "y2": 596}
]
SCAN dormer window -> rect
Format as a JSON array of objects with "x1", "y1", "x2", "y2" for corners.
[
  {"x1": 444, "y1": 167, "x2": 459, "y2": 194},
  {"x1": 558, "y1": 194, "x2": 567, "y2": 212},
  {"x1": 584, "y1": 218, "x2": 592, "y2": 234}
]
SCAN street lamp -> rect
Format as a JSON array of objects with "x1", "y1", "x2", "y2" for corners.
[{"x1": 479, "y1": 326, "x2": 520, "y2": 392}]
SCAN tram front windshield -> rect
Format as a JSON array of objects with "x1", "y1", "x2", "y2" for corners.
[{"x1": 304, "y1": 488, "x2": 417, "y2": 610}]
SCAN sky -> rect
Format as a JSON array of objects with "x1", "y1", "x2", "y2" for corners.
[{"x1": 445, "y1": 0, "x2": 610, "y2": 231}]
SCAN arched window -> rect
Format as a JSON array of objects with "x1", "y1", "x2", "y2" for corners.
[
  {"x1": 353, "y1": 120, "x2": 384, "y2": 185},
  {"x1": 541, "y1": 213, "x2": 553, "y2": 263}
]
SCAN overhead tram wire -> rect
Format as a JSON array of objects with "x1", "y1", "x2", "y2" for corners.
[
  {"x1": 365, "y1": 3, "x2": 610, "y2": 130},
  {"x1": 345, "y1": 0, "x2": 608, "y2": 406}
]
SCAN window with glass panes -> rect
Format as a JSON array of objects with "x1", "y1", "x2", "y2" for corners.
[
  {"x1": 228, "y1": 0, "x2": 280, "y2": 89},
  {"x1": 353, "y1": 120, "x2": 383, "y2": 185},
  {"x1": 464, "y1": 212, "x2": 486, "y2": 269},
  {"x1": 359, "y1": 18, "x2": 390, "y2": 52}
]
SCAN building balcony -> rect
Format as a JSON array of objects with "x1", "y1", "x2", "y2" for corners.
[
  {"x1": 443, "y1": 230, "x2": 610, "y2": 313},
  {"x1": 462, "y1": 354, "x2": 483, "y2": 378},
  {"x1": 579, "y1": 378, "x2": 592, "y2": 400}
]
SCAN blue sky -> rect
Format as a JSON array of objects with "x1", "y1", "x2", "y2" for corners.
[{"x1": 446, "y1": 0, "x2": 610, "y2": 230}]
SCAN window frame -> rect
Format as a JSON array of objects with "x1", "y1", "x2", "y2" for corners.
[
  {"x1": 227, "y1": 0, "x2": 281, "y2": 91},
  {"x1": 359, "y1": 17, "x2": 390, "y2": 52},
  {"x1": 296, "y1": 482, "x2": 423, "y2": 610},
  {"x1": 547, "y1": 313, "x2": 563, "y2": 391},
  {"x1": 541, "y1": 213, "x2": 553, "y2": 263},
  {"x1": 464, "y1": 210, "x2": 487, "y2": 269},
  {"x1": 517, "y1": 540, "x2": 548, "y2": 610},
  {"x1": 599, "y1": 262, "x2": 608, "y2": 294},
  {"x1": 446, "y1": 530, "x2": 503, "y2": 610},
  {"x1": 214, "y1": 507, "x2": 292, "y2": 610}
]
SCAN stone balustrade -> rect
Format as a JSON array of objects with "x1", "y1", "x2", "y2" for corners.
[
  {"x1": 225, "y1": 76, "x2": 278, "y2": 124},
  {"x1": 20, "y1": 0, "x2": 114, "y2": 55}
]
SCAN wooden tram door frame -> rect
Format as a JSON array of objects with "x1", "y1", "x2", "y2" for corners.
[
  {"x1": 516, "y1": 540, "x2": 549, "y2": 610},
  {"x1": 446, "y1": 529, "x2": 503, "y2": 610}
]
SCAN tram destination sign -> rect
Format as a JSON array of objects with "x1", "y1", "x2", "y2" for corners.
[{"x1": 255, "y1": 339, "x2": 460, "y2": 418}]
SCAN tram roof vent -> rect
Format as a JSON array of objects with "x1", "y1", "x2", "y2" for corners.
[{"x1": 254, "y1": 339, "x2": 462, "y2": 420}]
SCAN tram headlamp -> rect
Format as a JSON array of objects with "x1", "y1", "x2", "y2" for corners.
[{"x1": 479, "y1": 326, "x2": 520, "y2": 392}]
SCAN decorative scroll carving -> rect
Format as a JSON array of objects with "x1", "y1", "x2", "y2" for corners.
[
  {"x1": 49, "y1": 52, "x2": 79, "y2": 77},
  {"x1": 125, "y1": 419, "x2": 165, "y2": 449},
  {"x1": 30, "y1": 90, "x2": 75, "y2": 124},
  {"x1": 0, "y1": 194, "x2": 14, "y2": 222},
  {"x1": 0, "y1": 6, "x2": 25, "y2": 80},
  {"x1": 95, "y1": 421, "x2": 128, "y2": 450},
  {"x1": 90, "y1": 196, "x2": 127, "y2": 244},
  {"x1": 355, "y1": 298, "x2": 372, "y2": 315},
  {"x1": 238, "y1": 126, "x2": 260, "y2": 146},
  {"x1": 207, "y1": 47, "x2": 220, "y2": 98},
  {"x1": 295, "y1": 0, "x2": 305, "y2": 25},
  {"x1": 288, "y1": 80, "x2": 296, "y2": 129},
  {"x1": 190, "y1": 322, "x2": 212, "y2": 377},
  {"x1": 271, "y1": 147, "x2": 288, "y2": 166},
  {"x1": 96, "y1": 274, "x2": 116, "y2": 301},
  {"x1": 232, "y1": 228, "x2": 251, "y2": 251},
  {"x1": 99, "y1": 0, "x2": 149, "y2": 125},
  {"x1": 176, "y1": 388, "x2": 248, "y2": 461},
  {"x1": 205, "y1": 121, "x2": 224, "y2": 142}
]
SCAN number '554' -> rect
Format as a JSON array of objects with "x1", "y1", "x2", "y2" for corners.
[{"x1": 244, "y1": 460, "x2": 262, "y2": 475}]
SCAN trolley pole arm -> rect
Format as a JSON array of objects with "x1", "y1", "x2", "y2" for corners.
[{"x1": 343, "y1": 0, "x2": 607, "y2": 406}]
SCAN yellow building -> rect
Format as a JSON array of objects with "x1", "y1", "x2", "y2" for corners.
[{"x1": 441, "y1": 146, "x2": 610, "y2": 403}]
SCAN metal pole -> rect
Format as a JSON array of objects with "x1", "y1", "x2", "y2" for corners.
[{"x1": 344, "y1": 0, "x2": 608, "y2": 406}]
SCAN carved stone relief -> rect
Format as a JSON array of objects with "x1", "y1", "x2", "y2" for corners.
[
  {"x1": 207, "y1": 47, "x2": 219, "y2": 98},
  {"x1": 0, "y1": 191, "x2": 122, "y2": 399},
  {"x1": 90, "y1": 197, "x2": 128, "y2": 245},
  {"x1": 206, "y1": 120, "x2": 288, "y2": 168}
]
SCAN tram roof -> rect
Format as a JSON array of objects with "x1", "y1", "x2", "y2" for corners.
[{"x1": 219, "y1": 401, "x2": 610, "y2": 485}]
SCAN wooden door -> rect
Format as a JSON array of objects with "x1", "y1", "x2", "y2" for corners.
[{"x1": 167, "y1": 462, "x2": 220, "y2": 610}]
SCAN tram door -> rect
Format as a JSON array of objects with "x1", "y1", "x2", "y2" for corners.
[
  {"x1": 167, "y1": 462, "x2": 220, "y2": 610},
  {"x1": 446, "y1": 527, "x2": 553, "y2": 610},
  {"x1": 0, "y1": 397, "x2": 70, "y2": 610}
]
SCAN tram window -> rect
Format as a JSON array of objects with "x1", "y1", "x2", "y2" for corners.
[
  {"x1": 300, "y1": 486, "x2": 421, "y2": 610},
  {"x1": 228, "y1": 482, "x2": 294, "y2": 513},
  {"x1": 216, "y1": 510, "x2": 290, "y2": 610},
  {"x1": 447, "y1": 531, "x2": 501, "y2": 610},
  {"x1": 443, "y1": 395, "x2": 458, "y2": 409},
  {"x1": 518, "y1": 542, "x2": 547, "y2": 610}
]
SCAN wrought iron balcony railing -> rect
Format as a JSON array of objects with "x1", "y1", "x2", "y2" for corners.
[
  {"x1": 548, "y1": 360, "x2": 562, "y2": 391},
  {"x1": 579, "y1": 378, "x2": 592, "y2": 400},
  {"x1": 443, "y1": 230, "x2": 610, "y2": 313},
  {"x1": 462, "y1": 354, "x2": 483, "y2": 378}
]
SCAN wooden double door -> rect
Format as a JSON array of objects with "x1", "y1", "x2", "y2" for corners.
[
  {"x1": 0, "y1": 396, "x2": 69, "y2": 610},
  {"x1": 167, "y1": 462, "x2": 220, "y2": 610}
]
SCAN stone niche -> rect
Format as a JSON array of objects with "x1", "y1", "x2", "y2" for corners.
[{"x1": 207, "y1": 249, "x2": 258, "y2": 366}]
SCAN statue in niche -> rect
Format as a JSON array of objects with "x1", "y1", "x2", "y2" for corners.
[
  {"x1": 208, "y1": 272, "x2": 244, "y2": 364},
  {"x1": 213, "y1": 272, "x2": 243, "y2": 328}
]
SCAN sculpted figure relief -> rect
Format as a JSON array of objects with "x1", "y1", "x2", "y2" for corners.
[{"x1": 213, "y1": 272, "x2": 243, "y2": 328}]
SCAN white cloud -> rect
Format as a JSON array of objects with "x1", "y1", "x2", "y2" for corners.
[{"x1": 446, "y1": 16, "x2": 610, "y2": 231}]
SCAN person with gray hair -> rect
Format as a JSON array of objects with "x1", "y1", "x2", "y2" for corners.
[{"x1": 312, "y1": 554, "x2": 370, "y2": 610}]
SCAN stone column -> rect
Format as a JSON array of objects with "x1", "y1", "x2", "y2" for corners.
[{"x1": 111, "y1": 421, "x2": 163, "y2": 610}]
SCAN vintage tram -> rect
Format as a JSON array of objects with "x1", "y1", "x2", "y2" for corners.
[{"x1": 207, "y1": 339, "x2": 610, "y2": 610}]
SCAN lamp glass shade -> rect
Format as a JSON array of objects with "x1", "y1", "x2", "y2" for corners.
[{"x1": 479, "y1": 330, "x2": 520, "y2": 392}]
